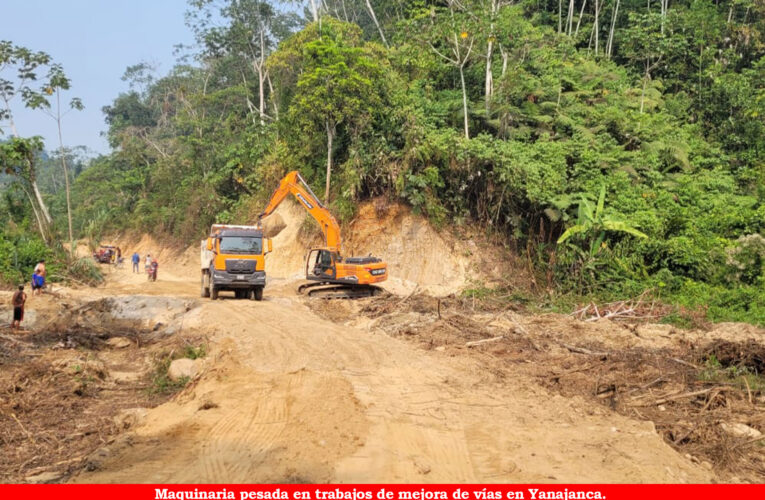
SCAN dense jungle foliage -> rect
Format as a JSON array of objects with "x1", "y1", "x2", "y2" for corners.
[{"x1": 2, "y1": 0, "x2": 764, "y2": 323}]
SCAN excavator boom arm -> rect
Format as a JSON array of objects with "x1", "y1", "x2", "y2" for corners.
[{"x1": 259, "y1": 171, "x2": 343, "y2": 255}]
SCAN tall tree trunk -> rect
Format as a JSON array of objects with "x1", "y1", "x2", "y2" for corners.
[
  {"x1": 500, "y1": 45, "x2": 509, "y2": 78},
  {"x1": 257, "y1": 29, "x2": 266, "y2": 125},
  {"x1": 56, "y1": 89, "x2": 74, "y2": 244},
  {"x1": 258, "y1": 71, "x2": 266, "y2": 125},
  {"x1": 566, "y1": 0, "x2": 575, "y2": 35},
  {"x1": 20, "y1": 184, "x2": 48, "y2": 244},
  {"x1": 365, "y1": 0, "x2": 388, "y2": 47},
  {"x1": 575, "y1": 0, "x2": 587, "y2": 38},
  {"x1": 267, "y1": 72, "x2": 278, "y2": 120},
  {"x1": 594, "y1": 0, "x2": 600, "y2": 55},
  {"x1": 606, "y1": 0, "x2": 620, "y2": 59},
  {"x1": 31, "y1": 179, "x2": 52, "y2": 225},
  {"x1": 309, "y1": 0, "x2": 319, "y2": 22},
  {"x1": 460, "y1": 64, "x2": 469, "y2": 139},
  {"x1": 325, "y1": 120, "x2": 335, "y2": 204},
  {"x1": 485, "y1": 35, "x2": 494, "y2": 116},
  {"x1": 340, "y1": 0, "x2": 350, "y2": 22},
  {"x1": 559, "y1": 0, "x2": 563, "y2": 33}
]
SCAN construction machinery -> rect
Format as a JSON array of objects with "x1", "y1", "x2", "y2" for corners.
[
  {"x1": 259, "y1": 171, "x2": 387, "y2": 298},
  {"x1": 201, "y1": 224, "x2": 273, "y2": 300}
]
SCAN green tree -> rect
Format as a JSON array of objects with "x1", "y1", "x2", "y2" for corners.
[
  {"x1": 274, "y1": 18, "x2": 385, "y2": 202},
  {"x1": 42, "y1": 63, "x2": 84, "y2": 245}
]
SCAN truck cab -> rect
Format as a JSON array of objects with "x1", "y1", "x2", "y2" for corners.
[{"x1": 201, "y1": 224, "x2": 272, "y2": 300}]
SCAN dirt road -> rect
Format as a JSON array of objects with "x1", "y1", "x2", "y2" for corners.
[{"x1": 63, "y1": 260, "x2": 713, "y2": 484}]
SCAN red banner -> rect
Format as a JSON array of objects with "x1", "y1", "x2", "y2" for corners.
[{"x1": 0, "y1": 484, "x2": 763, "y2": 500}]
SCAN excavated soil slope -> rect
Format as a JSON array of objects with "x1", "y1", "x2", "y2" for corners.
[{"x1": 261, "y1": 200, "x2": 496, "y2": 295}]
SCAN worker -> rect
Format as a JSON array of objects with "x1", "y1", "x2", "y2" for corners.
[
  {"x1": 11, "y1": 285, "x2": 27, "y2": 330},
  {"x1": 34, "y1": 259, "x2": 46, "y2": 279},
  {"x1": 32, "y1": 260, "x2": 46, "y2": 295},
  {"x1": 145, "y1": 253, "x2": 152, "y2": 273},
  {"x1": 131, "y1": 252, "x2": 140, "y2": 273},
  {"x1": 149, "y1": 257, "x2": 159, "y2": 281},
  {"x1": 31, "y1": 271, "x2": 44, "y2": 296}
]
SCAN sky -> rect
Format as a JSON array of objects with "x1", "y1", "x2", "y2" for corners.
[{"x1": 2, "y1": 0, "x2": 196, "y2": 155}]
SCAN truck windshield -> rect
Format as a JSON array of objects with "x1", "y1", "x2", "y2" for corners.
[{"x1": 220, "y1": 237, "x2": 262, "y2": 254}]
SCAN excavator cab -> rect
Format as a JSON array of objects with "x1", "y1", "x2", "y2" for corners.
[{"x1": 307, "y1": 248, "x2": 336, "y2": 279}]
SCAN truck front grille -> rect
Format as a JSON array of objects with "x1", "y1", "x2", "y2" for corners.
[{"x1": 225, "y1": 259, "x2": 256, "y2": 274}]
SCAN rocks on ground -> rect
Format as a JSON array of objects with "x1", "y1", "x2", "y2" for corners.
[{"x1": 168, "y1": 358, "x2": 201, "y2": 381}]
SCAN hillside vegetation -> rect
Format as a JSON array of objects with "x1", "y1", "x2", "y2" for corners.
[{"x1": 2, "y1": 0, "x2": 765, "y2": 323}]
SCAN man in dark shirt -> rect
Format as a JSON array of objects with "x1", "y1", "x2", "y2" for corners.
[{"x1": 11, "y1": 285, "x2": 26, "y2": 330}]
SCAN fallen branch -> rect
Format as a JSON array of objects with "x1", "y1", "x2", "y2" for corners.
[
  {"x1": 627, "y1": 377, "x2": 666, "y2": 395},
  {"x1": 397, "y1": 285, "x2": 419, "y2": 307},
  {"x1": 742, "y1": 376, "x2": 753, "y2": 405},
  {"x1": 560, "y1": 342, "x2": 609, "y2": 357},
  {"x1": 505, "y1": 312, "x2": 543, "y2": 351},
  {"x1": 631, "y1": 387, "x2": 733, "y2": 407},
  {"x1": 8, "y1": 413, "x2": 35, "y2": 445},
  {"x1": 466, "y1": 335, "x2": 504, "y2": 348},
  {"x1": 669, "y1": 357, "x2": 700, "y2": 370}
]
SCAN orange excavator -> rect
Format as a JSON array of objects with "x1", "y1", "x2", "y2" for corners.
[{"x1": 259, "y1": 171, "x2": 388, "y2": 298}]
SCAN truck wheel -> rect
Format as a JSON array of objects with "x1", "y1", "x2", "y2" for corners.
[
  {"x1": 210, "y1": 284, "x2": 219, "y2": 300},
  {"x1": 252, "y1": 286, "x2": 263, "y2": 301},
  {"x1": 201, "y1": 272, "x2": 210, "y2": 298}
]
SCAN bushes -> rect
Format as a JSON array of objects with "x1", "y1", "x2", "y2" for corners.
[{"x1": 0, "y1": 232, "x2": 54, "y2": 286}]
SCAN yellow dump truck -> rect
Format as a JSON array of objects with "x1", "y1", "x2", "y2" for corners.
[{"x1": 200, "y1": 224, "x2": 272, "y2": 300}]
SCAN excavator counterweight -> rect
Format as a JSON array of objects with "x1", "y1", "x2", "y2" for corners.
[{"x1": 260, "y1": 171, "x2": 388, "y2": 298}]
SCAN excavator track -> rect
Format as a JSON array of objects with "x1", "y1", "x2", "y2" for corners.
[{"x1": 298, "y1": 282, "x2": 383, "y2": 299}]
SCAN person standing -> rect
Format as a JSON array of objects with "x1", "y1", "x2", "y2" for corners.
[
  {"x1": 145, "y1": 253, "x2": 152, "y2": 274},
  {"x1": 131, "y1": 252, "x2": 140, "y2": 273},
  {"x1": 11, "y1": 285, "x2": 27, "y2": 330},
  {"x1": 32, "y1": 260, "x2": 46, "y2": 295},
  {"x1": 34, "y1": 259, "x2": 46, "y2": 279}
]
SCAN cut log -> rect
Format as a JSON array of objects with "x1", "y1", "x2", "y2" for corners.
[{"x1": 466, "y1": 335, "x2": 504, "y2": 348}]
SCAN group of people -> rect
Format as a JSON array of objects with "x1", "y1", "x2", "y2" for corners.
[
  {"x1": 131, "y1": 252, "x2": 159, "y2": 276},
  {"x1": 10, "y1": 259, "x2": 46, "y2": 331}
]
